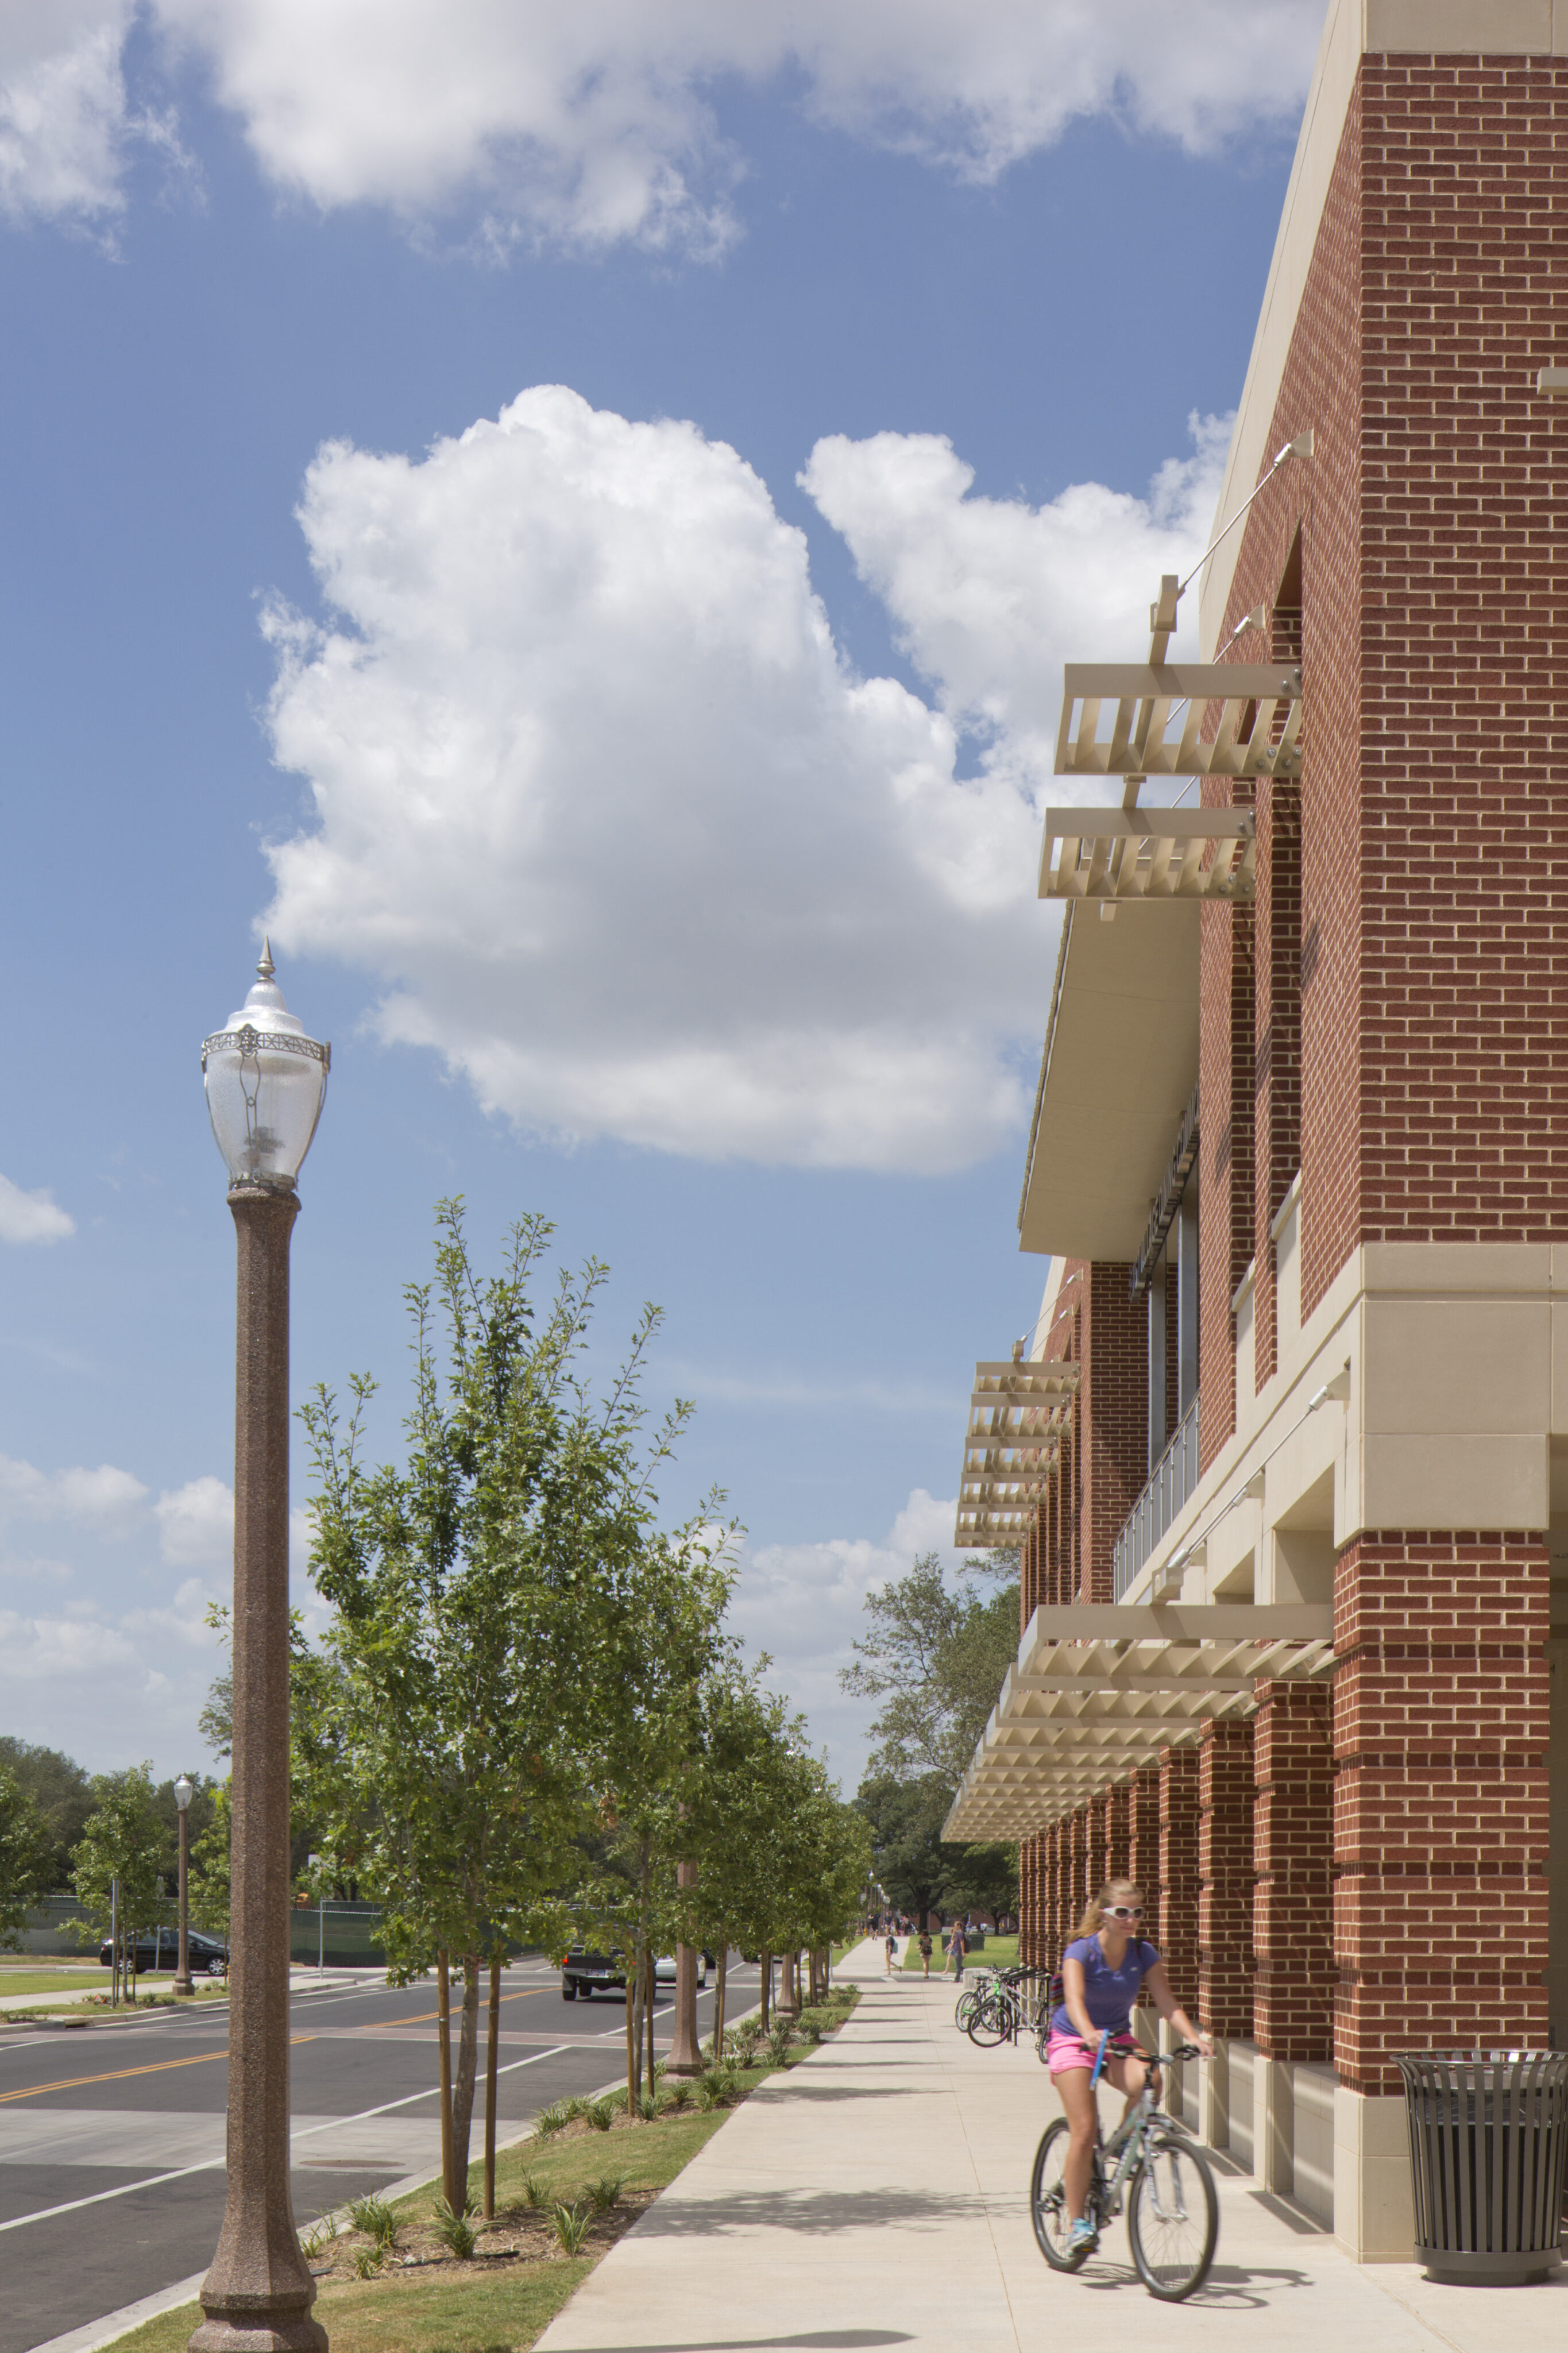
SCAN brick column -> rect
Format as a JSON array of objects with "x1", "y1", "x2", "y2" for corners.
[
  {"x1": 1079, "y1": 1265, "x2": 1148, "y2": 1602},
  {"x1": 1086, "y1": 1793, "x2": 1107, "y2": 1908},
  {"x1": 1068, "y1": 1806, "x2": 1088, "y2": 1937},
  {"x1": 1253, "y1": 1679, "x2": 1332, "y2": 2061},
  {"x1": 1046, "y1": 1822, "x2": 1063, "y2": 1961},
  {"x1": 1199, "y1": 1719, "x2": 1254, "y2": 2040},
  {"x1": 1127, "y1": 1766, "x2": 1161, "y2": 1926},
  {"x1": 1333, "y1": 1534, "x2": 1550, "y2": 2093},
  {"x1": 1103, "y1": 1781, "x2": 1130, "y2": 1883},
  {"x1": 1251, "y1": 768, "x2": 1301, "y2": 1393},
  {"x1": 1199, "y1": 882, "x2": 1255, "y2": 1472},
  {"x1": 1158, "y1": 1746, "x2": 1200, "y2": 2016}
]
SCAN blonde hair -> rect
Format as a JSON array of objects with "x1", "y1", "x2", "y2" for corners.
[{"x1": 1076, "y1": 1879, "x2": 1144, "y2": 1938}]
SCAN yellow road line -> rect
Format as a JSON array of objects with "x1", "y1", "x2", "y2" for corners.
[
  {"x1": 366, "y1": 1986, "x2": 547, "y2": 2030},
  {"x1": 0, "y1": 2036, "x2": 314, "y2": 2107}
]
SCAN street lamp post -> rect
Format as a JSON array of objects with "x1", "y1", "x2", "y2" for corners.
[
  {"x1": 190, "y1": 943, "x2": 329, "y2": 2353},
  {"x1": 173, "y1": 1775, "x2": 195, "y2": 1997}
]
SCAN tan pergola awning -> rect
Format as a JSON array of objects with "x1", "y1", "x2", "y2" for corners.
[
  {"x1": 1053, "y1": 662, "x2": 1302, "y2": 784},
  {"x1": 955, "y1": 1360, "x2": 1079, "y2": 1550},
  {"x1": 1039, "y1": 807, "x2": 1256, "y2": 903},
  {"x1": 943, "y1": 1602, "x2": 1334, "y2": 1841}
]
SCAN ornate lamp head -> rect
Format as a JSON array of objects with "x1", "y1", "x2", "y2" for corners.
[{"x1": 202, "y1": 942, "x2": 330, "y2": 1192}]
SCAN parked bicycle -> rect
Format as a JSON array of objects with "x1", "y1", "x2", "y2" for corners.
[
  {"x1": 964, "y1": 1967, "x2": 1044, "y2": 2047},
  {"x1": 1030, "y1": 2032, "x2": 1217, "y2": 2300}
]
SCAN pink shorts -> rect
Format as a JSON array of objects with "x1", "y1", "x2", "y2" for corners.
[{"x1": 1046, "y1": 2029, "x2": 1137, "y2": 2077}]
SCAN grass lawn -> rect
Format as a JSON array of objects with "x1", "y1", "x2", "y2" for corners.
[
  {"x1": 902, "y1": 1933, "x2": 1020, "y2": 1974},
  {"x1": 0, "y1": 1971, "x2": 107, "y2": 1999},
  {"x1": 103, "y1": 1994, "x2": 859, "y2": 2353}
]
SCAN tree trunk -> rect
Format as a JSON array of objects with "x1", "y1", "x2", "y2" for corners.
[
  {"x1": 759, "y1": 1947, "x2": 771, "y2": 2032},
  {"x1": 712, "y1": 1944, "x2": 727, "y2": 2057},
  {"x1": 448, "y1": 1953, "x2": 481, "y2": 2209},
  {"x1": 626, "y1": 1948, "x2": 643, "y2": 2110},
  {"x1": 644, "y1": 1945, "x2": 656, "y2": 2088},
  {"x1": 781, "y1": 1950, "x2": 800, "y2": 2017},
  {"x1": 483, "y1": 1954, "x2": 500, "y2": 2220},
  {"x1": 436, "y1": 1952, "x2": 454, "y2": 2208}
]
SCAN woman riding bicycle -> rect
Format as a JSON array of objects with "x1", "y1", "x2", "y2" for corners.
[{"x1": 1048, "y1": 1878, "x2": 1211, "y2": 2255}]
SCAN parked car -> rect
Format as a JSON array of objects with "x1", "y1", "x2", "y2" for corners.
[
  {"x1": 99, "y1": 1926, "x2": 228, "y2": 1977},
  {"x1": 654, "y1": 1951, "x2": 709, "y2": 1988}
]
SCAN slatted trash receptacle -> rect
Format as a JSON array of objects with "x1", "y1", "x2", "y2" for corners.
[{"x1": 1394, "y1": 2051, "x2": 1568, "y2": 2285}]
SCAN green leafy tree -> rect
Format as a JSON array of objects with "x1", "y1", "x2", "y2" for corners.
[
  {"x1": 298, "y1": 1201, "x2": 731, "y2": 2204},
  {"x1": 0, "y1": 1762, "x2": 53, "y2": 1949},
  {"x1": 71, "y1": 1765, "x2": 168, "y2": 1995},
  {"x1": 0, "y1": 1737, "x2": 92, "y2": 1890},
  {"x1": 840, "y1": 1552, "x2": 1020, "y2": 1784}
]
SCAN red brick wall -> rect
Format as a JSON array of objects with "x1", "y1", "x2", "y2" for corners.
[
  {"x1": 1079, "y1": 1263, "x2": 1148, "y2": 1599},
  {"x1": 1217, "y1": 61, "x2": 1568, "y2": 1316},
  {"x1": 1158, "y1": 1746, "x2": 1201, "y2": 2016},
  {"x1": 1127, "y1": 1768, "x2": 1162, "y2": 1930},
  {"x1": 1253, "y1": 1679, "x2": 1333, "y2": 2062},
  {"x1": 1068, "y1": 1806, "x2": 1089, "y2": 1936},
  {"x1": 1086, "y1": 1791, "x2": 1108, "y2": 1908},
  {"x1": 1199, "y1": 1719, "x2": 1255, "y2": 2040},
  {"x1": 1103, "y1": 1782, "x2": 1130, "y2": 1884},
  {"x1": 1332, "y1": 1531, "x2": 1550, "y2": 2092},
  {"x1": 1198, "y1": 892, "x2": 1255, "y2": 1468},
  {"x1": 1252, "y1": 771, "x2": 1303, "y2": 1392}
]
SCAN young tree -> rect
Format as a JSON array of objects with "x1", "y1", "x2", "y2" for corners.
[
  {"x1": 71, "y1": 1765, "x2": 168, "y2": 1999},
  {"x1": 298, "y1": 1201, "x2": 729, "y2": 2205},
  {"x1": 0, "y1": 1762, "x2": 52, "y2": 1950}
]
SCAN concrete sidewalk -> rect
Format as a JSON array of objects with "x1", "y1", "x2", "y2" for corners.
[{"x1": 534, "y1": 1954, "x2": 1565, "y2": 2352}]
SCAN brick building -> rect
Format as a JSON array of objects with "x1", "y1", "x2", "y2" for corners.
[{"x1": 945, "y1": 0, "x2": 1568, "y2": 2262}]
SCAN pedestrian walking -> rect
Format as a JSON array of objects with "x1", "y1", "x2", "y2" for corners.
[
  {"x1": 918, "y1": 1930, "x2": 932, "y2": 1978},
  {"x1": 885, "y1": 1927, "x2": 898, "y2": 1976},
  {"x1": 947, "y1": 1921, "x2": 966, "y2": 1981}
]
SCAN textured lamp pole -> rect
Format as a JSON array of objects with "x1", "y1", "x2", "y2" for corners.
[
  {"x1": 190, "y1": 943, "x2": 329, "y2": 2353},
  {"x1": 173, "y1": 1775, "x2": 195, "y2": 1997}
]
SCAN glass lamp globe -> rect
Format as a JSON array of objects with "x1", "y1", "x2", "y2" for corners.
[
  {"x1": 202, "y1": 942, "x2": 330, "y2": 1192},
  {"x1": 175, "y1": 1775, "x2": 193, "y2": 1814}
]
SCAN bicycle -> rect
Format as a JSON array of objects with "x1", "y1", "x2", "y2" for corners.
[
  {"x1": 965, "y1": 1969, "x2": 1041, "y2": 2048},
  {"x1": 1029, "y1": 2034, "x2": 1218, "y2": 2300}
]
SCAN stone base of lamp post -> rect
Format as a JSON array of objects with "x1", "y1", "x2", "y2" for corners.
[{"x1": 188, "y1": 1187, "x2": 325, "y2": 2353}]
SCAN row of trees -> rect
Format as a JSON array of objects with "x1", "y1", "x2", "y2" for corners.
[
  {"x1": 2, "y1": 1206, "x2": 870, "y2": 2217},
  {"x1": 0, "y1": 1750, "x2": 226, "y2": 1965},
  {"x1": 841, "y1": 1546, "x2": 1021, "y2": 1928}
]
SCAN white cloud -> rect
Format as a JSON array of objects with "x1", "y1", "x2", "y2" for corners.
[
  {"x1": 801, "y1": 411, "x2": 1229, "y2": 791},
  {"x1": 0, "y1": 1173, "x2": 75, "y2": 1244},
  {"x1": 261, "y1": 389, "x2": 1226, "y2": 1171},
  {"x1": 261, "y1": 384, "x2": 1045, "y2": 1173},
  {"x1": 9, "y1": 5, "x2": 1319, "y2": 244},
  {"x1": 154, "y1": 1474, "x2": 234, "y2": 1567},
  {"x1": 0, "y1": 1, "x2": 132, "y2": 225},
  {"x1": 0, "y1": 1453, "x2": 149, "y2": 1533}
]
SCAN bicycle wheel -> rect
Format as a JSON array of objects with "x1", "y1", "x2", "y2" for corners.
[
  {"x1": 1029, "y1": 2119, "x2": 1092, "y2": 2271},
  {"x1": 1127, "y1": 2132, "x2": 1218, "y2": 2300},
  {"x1": 954, "y1": 1989, "x2": 979, "y2": 2029},
  {"x1": 966, "y1": 1995, "x2": 1010, "y2": 2049}
]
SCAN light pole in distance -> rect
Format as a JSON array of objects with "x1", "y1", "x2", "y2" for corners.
[
  {"x1": 173, "y1": 1775, "x2": 195, "y2": 1997},
  {"x1": 190, "y1": 942, "x2": 329, "y2": 2353}
]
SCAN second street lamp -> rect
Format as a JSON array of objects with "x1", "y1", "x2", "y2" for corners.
[
  {"x1": 173, "y1": 1775, "x2": 195, "y2": 1998},
  {"x1": 190, "y1": 942, "x2": 329, "y2": 2353}
]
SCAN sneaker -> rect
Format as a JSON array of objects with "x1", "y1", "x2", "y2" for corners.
[{"x1": 1067, "y1": 2218, "x2": 1099, "y2": 2255}]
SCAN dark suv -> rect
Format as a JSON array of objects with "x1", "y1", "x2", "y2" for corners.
[{"x1": 99, "y1": 1927, "x2": 229, "y2": 1977}]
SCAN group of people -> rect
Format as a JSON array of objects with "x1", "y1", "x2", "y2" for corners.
[{"x1": 881, "y1": 1918, "x2": 976, "y2": 1978}]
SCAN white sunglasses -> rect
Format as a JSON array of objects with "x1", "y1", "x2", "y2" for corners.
[{"x1": 1103, "y1": 1904, "x2": 1145, "y2": 1920}]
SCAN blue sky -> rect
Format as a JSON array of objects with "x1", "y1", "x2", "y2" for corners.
[{"x1": 0, "y1": 2, "x2": 1315, "y2": 1786}]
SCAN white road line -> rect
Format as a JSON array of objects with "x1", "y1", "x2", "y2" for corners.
[{"x1": 0, "y1": 2043, "x2": 573, "y2": 2235}]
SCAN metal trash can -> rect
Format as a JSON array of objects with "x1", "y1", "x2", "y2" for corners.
[{"x1": 1394, "y1": 2051, "x2": 1568, "y2": 2284}]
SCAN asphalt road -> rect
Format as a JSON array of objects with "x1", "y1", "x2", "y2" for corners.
[{"x1": 3, "y1": 1955, "x2": 756, "y2": 2353}]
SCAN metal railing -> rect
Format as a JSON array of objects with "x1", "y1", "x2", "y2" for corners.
[{"x1": 1113, "y1": 1397, "x2": 1199, "y2": 1599}]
